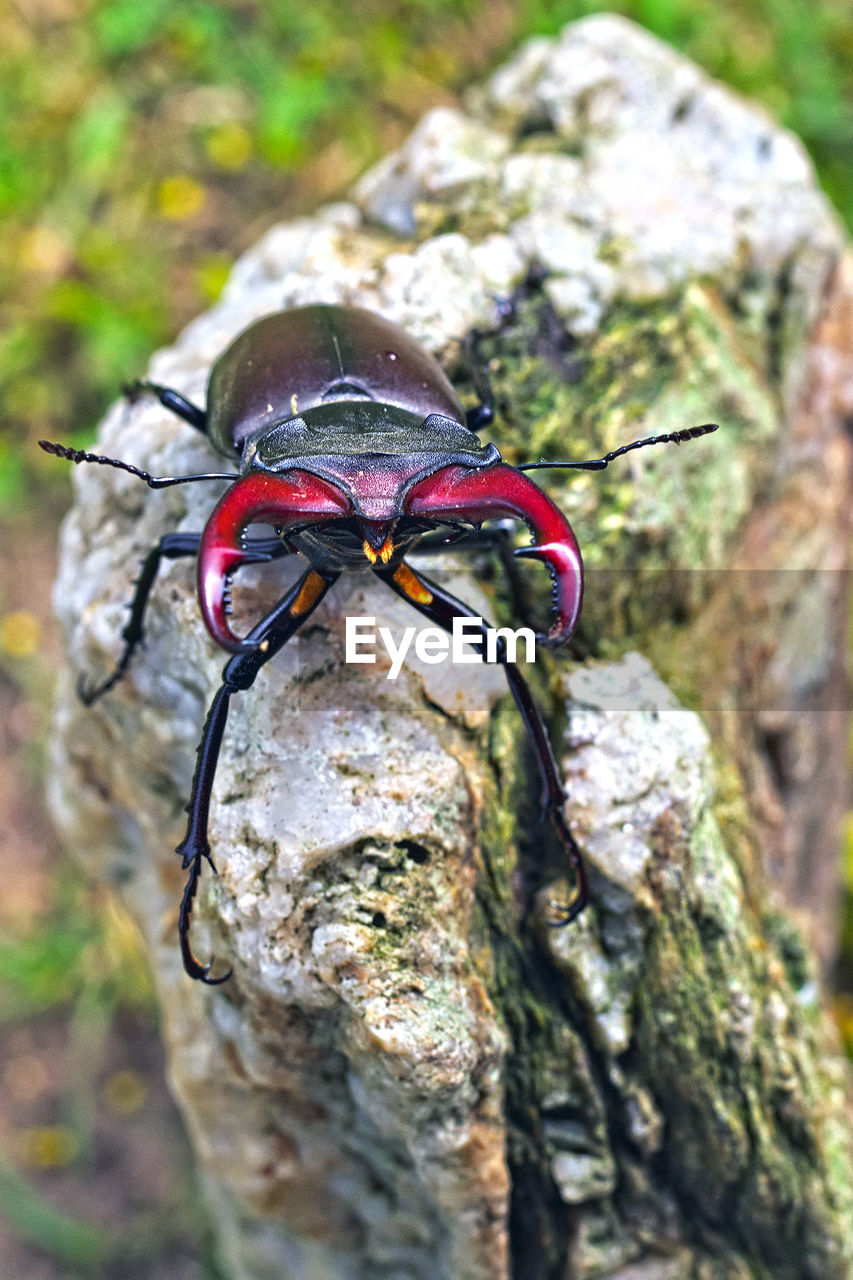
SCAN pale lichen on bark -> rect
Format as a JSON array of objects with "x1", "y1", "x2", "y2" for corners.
[{"x1": 48, "y1": 15, "x2": 853, "y2": 1280}]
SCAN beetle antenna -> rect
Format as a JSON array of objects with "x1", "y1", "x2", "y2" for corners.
[
  {"x1": 517, "y1": 423, "x2": 719, "y2": 472},
  {"x1": 38, "y1": 440, "x2": 236, "y2": 489}
]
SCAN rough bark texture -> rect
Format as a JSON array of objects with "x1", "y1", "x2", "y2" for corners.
[{"x1": 47, "y1": 16, "x2": 853, "y2": 1280}]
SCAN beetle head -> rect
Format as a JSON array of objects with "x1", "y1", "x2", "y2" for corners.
[{"x1": 198, "y1": 406, "x2": 582, "y2": 652}]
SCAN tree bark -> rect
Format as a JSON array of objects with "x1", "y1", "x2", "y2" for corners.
[{"x1": 48, "y1": 15, "x2": 853, "y2": 1280}]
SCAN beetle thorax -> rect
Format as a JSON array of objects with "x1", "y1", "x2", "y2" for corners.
[{"x1": 240, "y1": 401, "x2": 498, "y2": 556}]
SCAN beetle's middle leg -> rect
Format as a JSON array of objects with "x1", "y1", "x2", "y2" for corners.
[
  {"x1": 176, "y1": 566, "x2": 339, "y2": 983},
  {"x1": 79, "y1": 534, "x2": 291, "y2": 706},
  {"x1": 376, "y1": 559, "x2": 587, "y2": 924}
]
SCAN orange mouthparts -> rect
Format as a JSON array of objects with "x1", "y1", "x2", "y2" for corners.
[{"x1": 362, "y1": 535, "x2": 395, "y2": 564}]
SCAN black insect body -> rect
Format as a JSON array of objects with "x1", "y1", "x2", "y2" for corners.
[{"x1": 42, "y1": 303, "x2": 717, "y2": 982}]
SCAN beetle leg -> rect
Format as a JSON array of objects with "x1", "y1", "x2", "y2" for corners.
[
  {"x1": 462, "y1": 328, "x2": 495, "y2": 431},
  {"x1": 376, "y1": 559, "x2": 587, "y2": 926},
  {"x1": 411, "y1": 524, "x2": 590, "y2": 659},
  {"x1": 79, "y1": 533, "x2": 200, "y2": 705},
  {"x1": 78, "y1": 535, "x2": 290, "y2": 706},
  {"x1": 411, "y1": 522, "x2": 511, "y2": 553},
  {"x1": 412, "y1": 521, "x2": 532, "y2": 627},
  {"x1": 176, "y1": 566, "x2": 338, "y2": 983},
  {"x1": 460, "y1": 296, "x2": 517, "y2": 431},
  {"x1": 124, "y1": 379, "x2": 207, "y2": 433}
]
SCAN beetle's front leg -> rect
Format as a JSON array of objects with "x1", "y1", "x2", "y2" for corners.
[
  {"x1": 176, "y1": 566, "x2": 338, "y2": 983},
  {"x1": 412, "y1": 524, "x2": 591, "y2": 658},
  {"x1": 79, "y1": 534, "x2": 290, "y2": 705},
  {"x1": 412, "y1": 520, "x2": 533, "y2": 629},
  {"x1": 376, "y1": 559, "x2": 587, "y2": 924}
]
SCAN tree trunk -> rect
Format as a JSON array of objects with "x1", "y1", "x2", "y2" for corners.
[{"x1": 48, "y1": 16, "x2": 853, "y2": 1280}]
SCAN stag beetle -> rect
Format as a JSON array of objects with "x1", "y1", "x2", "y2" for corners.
[{"x1": 42, "y1": 303, "x2": 716, "y2": 982}]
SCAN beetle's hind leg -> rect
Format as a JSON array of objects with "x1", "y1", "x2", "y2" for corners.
[
  {"x1": 461, "y1": 325, "x2": 503, "y2": 432},
  {"x1": 460, "y1": 291, "x2": 519, "y2": 431},
  {"x1": 80, "y1": 534, "x2": 289, "y2": 705},
  {"x1": 462, "y1": 336, "x2": 495, "y2": 431},
  {"x1": 124, "y1": 379, "x2": 208, "y2": 433},
  {"x1": 376, "y1": 558, "x2": 587, "y2": 924}
]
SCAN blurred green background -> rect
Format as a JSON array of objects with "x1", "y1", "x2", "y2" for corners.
[{"x1": 1, "y1": 1, "x2": 851, "y2": 1275}]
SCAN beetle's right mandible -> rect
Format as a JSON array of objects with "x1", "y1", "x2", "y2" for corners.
[
  {"x1": 198, "y1": 471, "x2": 351, "y2": 651},
  {"x1": 405, "y1": 463, "x2": 583, "y2": 646}
]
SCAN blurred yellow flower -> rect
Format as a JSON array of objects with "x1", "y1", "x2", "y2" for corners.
[
  {"x1": 0, "y1": 611, "x2": 41, "y2": 658},
  {"x1": 21, "y1": 1126, "x2": 78, "y2": 1169},
  {"x1": 103, "y1": 1069, "x2": 148, "y2": 1116},
  {"x1": 157, "y1": 175, "x2": 206, "y2": 220},
  {"x1": 206, "y1": 123, "x2": 252, "y2": 171}
]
